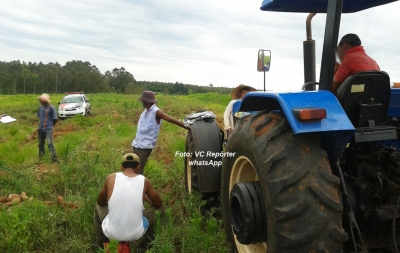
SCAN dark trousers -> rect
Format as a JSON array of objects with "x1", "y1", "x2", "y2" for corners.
[
  {"x1": 94, "y1": 204, "x2": 158, "y2": 246},
  {"x1": 38, "y1": 130, "x2": 57, "y2": 161},
  {"x1": 133, "y1": 147, "x2": 152, "y2": 174}
]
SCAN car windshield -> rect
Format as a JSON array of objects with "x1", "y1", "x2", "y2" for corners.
[{"x1": 62, "y1": 96, "x2": 83, "y2": 103}]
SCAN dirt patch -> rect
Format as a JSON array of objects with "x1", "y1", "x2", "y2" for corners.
[
  {"x1": 0, "y1": 193, "x2": 77, "y2": 210},
  {"x1": 253, "y1": 118, "x2": 277, "y2": 136},
  {"x1": 153, "y1": 145, "x2": 173, "y2": 166},
  {"x1": 54, "y1": 124, "x2": 74, "y2": 137},
  {"x1": 252, "y1": 114, "x2": 281, "y2": 136},
  {"x1": 26, "y1": 131, "x2": 37, "y2": 141},
  {"x1": 33, "y1": 164, "x2": 58, "y2": 180},
  {"x1": 112, "y1": 111, "x2": 120, "y2": 118},
  {"x1": 26, "y1": 124, "x2": 75, "y2": 141}
]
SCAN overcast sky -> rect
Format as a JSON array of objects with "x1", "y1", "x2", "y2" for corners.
[{"x1": 1, "y1": 0, "x2": 400, "y2": 90}]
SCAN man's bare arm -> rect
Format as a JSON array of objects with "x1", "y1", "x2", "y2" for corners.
[
  {"x1": 156, "y1": 110, "x2": 190, "y2": 130},
  {"x1": 334, "y1": 62, "x2": 340, "y2": 74},
  {"x1": 144, "y1": 178, "x2": 163, "y2": 208},
  {"x1": 332, "y1": 78, "x2": 342, "y2": 93},
  {"x1": 97, "y1": 176, "x2": 109, "y2": 206},
  {"x1": 144, "y1": 195, "x2": 154, "y2": 206}
]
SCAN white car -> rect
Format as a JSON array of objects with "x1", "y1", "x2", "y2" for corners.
[{"x1": 58, "y1": 93, "x2": 91, "y2": 118}]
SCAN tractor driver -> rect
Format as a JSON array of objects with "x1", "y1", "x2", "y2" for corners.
[{"x1": 332, "y1": 33, "x2": 380, "y2": 93}]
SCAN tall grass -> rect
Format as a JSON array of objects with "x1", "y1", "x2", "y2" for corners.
[{"x1": 0, "y1": 93, "x2": 229, "y2": 252}]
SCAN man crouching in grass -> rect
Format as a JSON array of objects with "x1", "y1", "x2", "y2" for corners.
[{"x1": 94, "y1": 153, "x2": 163, "y2": 252}]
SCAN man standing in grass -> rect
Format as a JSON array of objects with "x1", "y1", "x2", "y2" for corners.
[
  {"x1": 94, "y1": 153, "x2": 163, "y2": 252},
  {"x1": 37, "y1": 93, "x2": 58, "y2": 162},
  {"x1": 132, "y1": 90, "x2": 190, "y2": 174},
  {"x1": 224, "y1": 84, "x2": 256, "y2": 138}
]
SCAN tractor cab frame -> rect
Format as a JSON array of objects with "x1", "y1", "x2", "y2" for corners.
[{"x1": 261, "y1": 0, "x2": 397, "y2": 91}]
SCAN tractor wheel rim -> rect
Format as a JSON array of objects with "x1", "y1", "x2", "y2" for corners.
[
  {"x1": 186, "y1": 156, "x2": 192, "y2": 193},
  {"x1": 229, "y1": 155, "x2": 267, "y2": 253}
]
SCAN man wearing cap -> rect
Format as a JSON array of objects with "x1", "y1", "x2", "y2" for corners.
[
  {"x1": 224, "y1": 84, "x2": 256, "y2": 138},
  {"x1": 37, "y1": 93, "x2": 58, "y2": 162},
  {"x1": 132, "y1": 90, "x2": 190, "y2": 174},
  {"x1": 333, "y1": 33, "x2": 380, "y2": 92},
  {"x1": 95, "y1": 153, "x2": 163, "y2": 252}
]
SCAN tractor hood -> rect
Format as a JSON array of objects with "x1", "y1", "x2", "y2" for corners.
[{"x1": 261, "y1": 0, "x2": 398, "y2": 13}]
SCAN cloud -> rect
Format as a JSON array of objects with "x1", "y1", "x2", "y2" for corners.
[{"x1": 1, "y1": 0, "x2": 399, "y2": 90}]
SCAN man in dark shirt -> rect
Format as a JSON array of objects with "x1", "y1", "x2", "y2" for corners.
[
  {"x1": 37, "y1": 93, "x2": 58, "y2": 162},
  {"x1": 333, "y1": 34, "x2": 380, "y2": 92}
]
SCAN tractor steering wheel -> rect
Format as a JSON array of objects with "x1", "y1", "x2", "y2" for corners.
[{"x1": 302, "y1": 82, "x2": 319, "y2": 91}]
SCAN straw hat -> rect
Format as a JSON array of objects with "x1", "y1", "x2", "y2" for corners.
[
  {"x1": 231, "y1": 84, "x2": 257, "y2": 99},
  {"x1": 38, "y1": 93, "x2": 51, "y2": 103}
]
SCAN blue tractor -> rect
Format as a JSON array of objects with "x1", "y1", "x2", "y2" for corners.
[{"x1": 184, "y1": 0, "x2": 400, "y2": 252}]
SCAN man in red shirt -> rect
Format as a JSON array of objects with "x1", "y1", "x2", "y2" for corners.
[{"x1": 333, "y1": 34, "x2": 380, "y2": 92}]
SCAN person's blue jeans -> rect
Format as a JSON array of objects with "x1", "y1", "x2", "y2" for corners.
[{"x1": 38, "y1": 130, "x2": 57, "y2": 161}]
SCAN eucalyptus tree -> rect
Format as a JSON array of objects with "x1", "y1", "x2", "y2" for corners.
[
  {"x1": 21, "y1": 68, "x2": 30, "y2": 94},
  {"x1": 31, "y1": 74, "x2": 39, "y2": 94}
]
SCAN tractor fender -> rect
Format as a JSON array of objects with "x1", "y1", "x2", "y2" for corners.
[{"x1": 234, "y1": 90, "x2": 355, "y2": 166}]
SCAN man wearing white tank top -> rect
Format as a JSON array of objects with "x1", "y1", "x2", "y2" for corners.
[
  {"x1": 132, "y1": 90, "x2": 190, "y2": 174},
  {"x1": 94, "y1": 153, "x2": 163, "y2": 251}
]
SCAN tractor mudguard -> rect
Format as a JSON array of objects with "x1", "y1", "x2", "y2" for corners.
[{"x1": 234, "y1": 90, "x2": 355, "y2": 166}]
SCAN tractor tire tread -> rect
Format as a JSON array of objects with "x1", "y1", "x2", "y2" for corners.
[
  {"x1": 222, "y1": 110, "x2": 346, "y2": 253},
  {"x1": 185, "y1": 131, "x2": 199, "y2": 192}
]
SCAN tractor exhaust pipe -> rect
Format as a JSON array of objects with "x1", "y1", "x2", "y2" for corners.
[
  {"x1": 303, "y1": 13, "x2": 317, "y2": 90},
  {"x1": 306, "y1": 13, "x2": 316, "y2": 41}
]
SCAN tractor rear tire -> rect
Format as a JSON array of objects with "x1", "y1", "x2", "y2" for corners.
[
  {"x1": 185, "y1": 131, "x2": 199, "y2": 193},
  {"x1": 221, "y1": 110, "x2": 347, "y2": 253},
  {"x1": 184, "y1": 120, "x2": 222, "y2": 194}
]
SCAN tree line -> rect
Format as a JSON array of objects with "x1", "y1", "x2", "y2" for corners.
[{"x1": 0, "y1": 60, "x2": 231, "y2": 95}]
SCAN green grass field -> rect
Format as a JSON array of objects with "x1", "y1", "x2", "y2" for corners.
[{"x1": 0, "y1": 93, "x2": 231, "y2": 253}]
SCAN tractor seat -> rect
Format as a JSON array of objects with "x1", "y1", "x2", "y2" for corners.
[
  {"x1": 337, "y1": 71, "x2": 396, "y2": 142},
  {"x1": 337, "y1": 71, "x2": 391, "y2": 127}
]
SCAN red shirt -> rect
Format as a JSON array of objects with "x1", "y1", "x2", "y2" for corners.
[{"x1": 334, "y1": 46, "x2": 380, "y2": 83}]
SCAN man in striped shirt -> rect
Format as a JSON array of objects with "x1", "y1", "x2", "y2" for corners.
[
  {"x1": 37, "y1": 93, "x2": 58, "y2": 162},
  {"x1": 333, "y1": 34, "x2": 380, "y2": 92}
]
